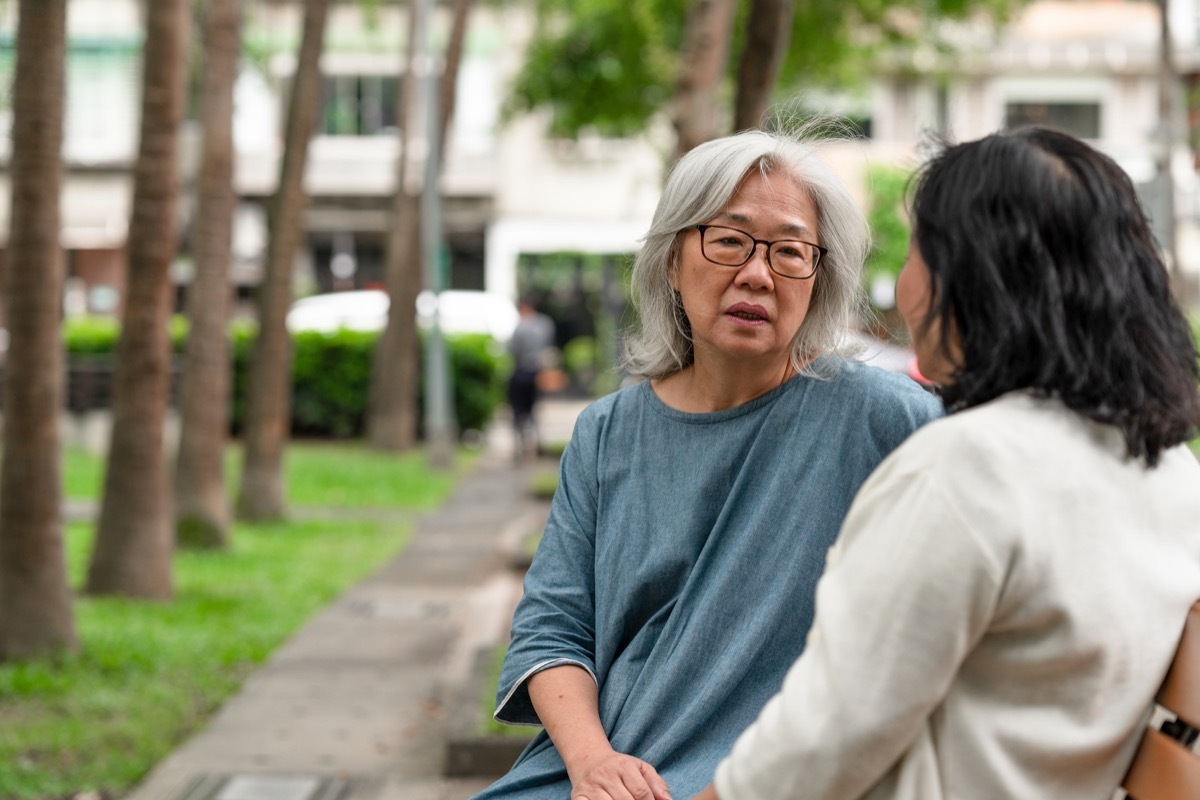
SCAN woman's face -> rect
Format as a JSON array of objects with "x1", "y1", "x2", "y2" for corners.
[
  {"x1": 897, "y1": 237, "x2": 958, "y2": 385},
  {"x1": 672, "y1": 169, "x2": 819, "y2": 373}
]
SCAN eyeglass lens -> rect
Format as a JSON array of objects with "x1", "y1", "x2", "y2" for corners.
[{"x1": 700, "y1": 226, "x2": 818, "y2": 278}]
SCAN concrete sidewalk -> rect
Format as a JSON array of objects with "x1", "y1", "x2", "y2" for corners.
[{"x1": 120, "y1": 399, "x2": 588, "y2": 800}]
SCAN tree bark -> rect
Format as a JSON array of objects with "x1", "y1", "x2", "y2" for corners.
[
  {"x1": 86, "y1": 0, "x2": 191, "y2": 599},
  {"x1": 438, "y1": 0, "x2": 473, "y2": 154},
  {"x1": 733, "y1": 0, "x2": 793, "y2": 131},
  {"x1": 368, "y1": 0, "x2": 474, "y2": 451},
  {"x1": 236, "y1": 0, "x2": 329, "y2": 520},
  {"x1": 175, "y1": 0, "x2": 241, "y2": 548},
  {"x1": 672, "y1": 0, "x2": 737, "y2": 160},
  {"x1": 368, "y1": 0, "x2": 423, "y2": 450},
  {"x1": 0, "y1": 0, "x2": 74, "y2": 660}
]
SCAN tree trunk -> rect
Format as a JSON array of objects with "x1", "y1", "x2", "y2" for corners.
[
  {"x1": 438, "y1": 0, "x2": 473, "y2": 153},
  {"x1": 368, "y1": 0, "x2": 423, "y2": 450},
  {"x1": 86, "y1": 0, "x2": 191, "y2": 599},
  {"x1": 0, "y1": 0, "x2": 74, "y2": 661},
  {"x1": 175, "y1": 0, "x2": 241, "y2": 548},
  {"x1": 672, "y1": 0, "x2": 737, "y2": 160},
  {"x1": 733, "y1": 0, "x2": 793, "y2": 131},
  {"x1": 368, "y1": 0, "x2": 474, "y2": 451},
  {"x1": 236, "y1": 0, "x2": 329, "y2": 520}
]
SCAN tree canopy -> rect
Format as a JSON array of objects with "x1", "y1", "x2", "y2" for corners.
[{"x1": 507, "y1": 0, "x2": 1019, "y2": 140}]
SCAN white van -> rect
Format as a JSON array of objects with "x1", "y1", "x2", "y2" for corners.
[{"x1": 286, "y1": 289, "x2": 519, "y2": 343}]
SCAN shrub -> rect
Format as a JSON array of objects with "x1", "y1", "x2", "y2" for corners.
[
  {"x1": 62, "y1": 315, "x2": 121, "y2": 355},
  {"x1": 61, "y1": 316, "x2": 507, "y2": 440},
  {"x1": 291, "y1": 329, "x2": 376, "y2": 437},
  {"x1": 445, "y1": 333, "x2": 508, "y2": 435},
  {"x1": 562, "y1": 335, "x2": 597, "y2": 392}
]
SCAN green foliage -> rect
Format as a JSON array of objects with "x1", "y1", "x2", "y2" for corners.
[
  {"x1": 445, "y1": 334, "x2": 509, "y2": 436},
  {"x1": 508, "y1": 0, "x2": 1024, "y2": 140},
  {"x1": 61, "y1": 315, "x2": 189, "y2": 355},
  {"x1": 61, "y1": 317, "x2": 508, "y2": 440},
  {"x1": 864, "y1": 164, "x2": 912, "y2": 292},
  {"x1": 529, "y1": 469, "x2": 559, "y2": 500},
  {"x1": 61, "y1": 316, "x2": 121, "y2": 356},
  {"x1": 228, "y1": 321, "x2": 257, "y2": 435},
  {"x1": 290, "y1": 329, "x2": 377, "y2": 437},
  {"x1": 563, "y1": 335, "x2": 597, "y2": 381},
  {"x1": 505, "y1": 0, "x2": 682, "y2": 138},
  {"x1": 0, "y1": 441, "x2": 457, "y2": 798},
  {"x1": 261, "y1": 327, "x2": 506, "y2": 438}
]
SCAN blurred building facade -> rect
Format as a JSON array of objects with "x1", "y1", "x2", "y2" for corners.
[{"x1": 0, "y1": 0, "x2": 1196, "y2": 319}]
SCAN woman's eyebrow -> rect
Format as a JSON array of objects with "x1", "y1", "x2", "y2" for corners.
[{"x1": 713, "y1": 211, "x2": 814, "y2": 238}]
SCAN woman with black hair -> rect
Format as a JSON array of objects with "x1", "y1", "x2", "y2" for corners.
[{"x1": 694, "y1": 127, "x2": 1200, "y2": 800}]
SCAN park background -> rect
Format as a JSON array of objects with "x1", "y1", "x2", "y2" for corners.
[{"x1": 0, "y1": 0, "x2": 1199, "y2": 798}]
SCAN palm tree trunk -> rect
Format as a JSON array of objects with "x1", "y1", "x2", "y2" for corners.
[
  {"x1": 86, "y1": 0, "x2": 191, "y2": 599},
  {"x1": 0, "y1": 0, "x2": 74, "y2": 661},
  {"x1": 237, "y1": 0, "x2": 329, "y2": 520},
  {"x1": 733, "y1": 0, "x2": 793, "y2": 131},
  {"x1": 368, "y1": 0, "x2": 474, "y2": 451},
  {"x1": 672, "y1": 0, "x2": 737, "y2": 159},
  {"x1": 368, "y1": 0, "x2": 423, "y2": 450},
  {"x1": 438, "y1": 0, "x2": 473, "y2": 152},
  {"x1": 175, "y1": 0, "x2": 241, "y2": 548}
]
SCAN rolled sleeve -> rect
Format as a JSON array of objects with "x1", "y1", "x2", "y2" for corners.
[{"x1": 493, "y1": 412, "x2": 602, "y2": 727}]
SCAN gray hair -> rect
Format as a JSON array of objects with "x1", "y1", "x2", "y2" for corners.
[{"x1": 622, "y1": 128, "x2": 871, "y2": 380}]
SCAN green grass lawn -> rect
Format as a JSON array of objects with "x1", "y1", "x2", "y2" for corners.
[
  {"x1": 63, "y1": 441, "x2": 463, "y2": 509},
  {"x1": 1, "y1": 441, "x2": 466, "y2": 800}
]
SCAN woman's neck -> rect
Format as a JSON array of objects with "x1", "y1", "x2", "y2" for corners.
[{"x1": 652, "y1": 357, "x2": 795, "y2": 413}]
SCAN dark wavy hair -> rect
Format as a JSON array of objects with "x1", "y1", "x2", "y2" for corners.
[{"x1": 910, "y1": 126, "x2": 1200, "y2": 466}]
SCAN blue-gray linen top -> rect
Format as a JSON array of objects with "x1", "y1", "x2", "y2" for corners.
[{"x1": 472, "y1": 359, "x2": 943, "y2": 800}]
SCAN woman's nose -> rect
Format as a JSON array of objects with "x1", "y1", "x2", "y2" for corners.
[{"x1": 736, "y1": 243, "x2": 775, "y2": 287}]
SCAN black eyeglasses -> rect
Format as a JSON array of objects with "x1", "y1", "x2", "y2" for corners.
[{"x1": 692, "y1": 224, "x2": 826, "y2": 280}]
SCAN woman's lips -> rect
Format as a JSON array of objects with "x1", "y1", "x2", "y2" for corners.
[{"x1": 726, "y1": 303, "x2": 769, "y2": 324}]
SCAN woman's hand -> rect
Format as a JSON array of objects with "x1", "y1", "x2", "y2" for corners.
[
  {"x1": 528, "y1": 665, "x2": 672, "y2": 800},
  {"x1": 568, "y1": 748, "x2": 672, "y2": 800}
]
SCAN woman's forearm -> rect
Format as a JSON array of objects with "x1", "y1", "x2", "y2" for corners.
[{"x1": 528, "y1": 664, "x2": 613, "y2": 781}]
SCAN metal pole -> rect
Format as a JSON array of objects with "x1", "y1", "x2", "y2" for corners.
[{"x1": 418, "y1": 0, "x2": 455, "y2": 469}]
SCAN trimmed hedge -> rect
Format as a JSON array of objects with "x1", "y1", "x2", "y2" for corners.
[{"x1": 61, "y1": 316, "x2": 508, "y2": 439}]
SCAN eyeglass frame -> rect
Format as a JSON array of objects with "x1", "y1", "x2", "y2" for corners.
[{"x1": 690, "y1": 224, "x2": 827, "y2": 280}]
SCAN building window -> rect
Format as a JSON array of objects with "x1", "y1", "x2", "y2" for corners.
[
  {"x1": 321, "y1": 74, "x2": 399, "y2": 136},
  {"x1": 1005, "y1": 101, "x2": 1101, "y2": 139}
]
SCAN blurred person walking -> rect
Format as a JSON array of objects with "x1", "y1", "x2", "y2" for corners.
[{"x1": 507, "y1": 293, "x2": 556, "y2": 461}]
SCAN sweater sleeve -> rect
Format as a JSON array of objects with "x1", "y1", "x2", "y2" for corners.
[
  {"x1": 714, "y1": 442, "x2": 1005, "y2": 800},
  {"x1": 492, "y1": 407, "x2": 603, "y2": 726}
]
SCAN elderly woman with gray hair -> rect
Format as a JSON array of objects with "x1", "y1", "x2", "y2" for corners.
[{"x1": 470, "y1": 129, "x2": 942, "y2": 800}]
